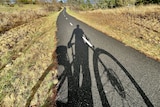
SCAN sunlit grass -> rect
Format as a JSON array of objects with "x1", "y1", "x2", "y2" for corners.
[
  {"x1": 0, "y1": 5, "x2": 49, "y2": 33},
  {"x1": 0, "y1": 4, "x2": 42, "y2": 13},
  {"x1": 67, "y1": 5, "x2": 160, "y2": 61},
  {"x1": 0, "y1": 6, "x2": 59, "y2": 106}
]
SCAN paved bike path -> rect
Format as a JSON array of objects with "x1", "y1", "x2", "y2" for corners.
[{"x1": 56, "y1": 9, "x2": 160, "y2": 107}]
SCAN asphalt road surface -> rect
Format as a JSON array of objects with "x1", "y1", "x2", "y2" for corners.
[{"x1": 56, "y1": 8, "x2": 160, "y2": 107}]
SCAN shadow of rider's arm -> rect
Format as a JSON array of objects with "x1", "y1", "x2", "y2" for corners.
[{"x1": 68, "y1": 30, "x2": 75, "y2": 48}]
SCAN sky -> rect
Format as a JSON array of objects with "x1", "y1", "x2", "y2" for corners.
[
  {"x1": 9, "y1": 0, "x2": 16, "y2": 3},
  {"x1": 57, "y1": 0, "x2": 67, "y2": 3}
]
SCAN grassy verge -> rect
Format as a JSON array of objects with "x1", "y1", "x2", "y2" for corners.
[
  {"x1": 0, "y1": 5, "x2": 60, "y2": 106},
  {"x1": 67, "y1": 5, "x2": 160, "y2": 61},
  {"x1": 0, "y1": 4, "x2": 49, "y2": 33},
  {"x1": 0, "y1": 4, "x2": 41, "y2": 13}
]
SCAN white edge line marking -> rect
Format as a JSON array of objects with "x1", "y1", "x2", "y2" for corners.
[
  {"x1": 66, "y1": 17, "x2": 68, "y2": 20},
  {"x1": 70, "y1": 22, "x2": 73, "y2": 26}
]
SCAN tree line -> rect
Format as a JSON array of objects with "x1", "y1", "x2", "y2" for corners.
[
  {"x1": 135, "y1": 0, "x2": 160, "y2": 5},
  {"x1": 1, "y1": 0, "x2": 159, "y2": 8},
  {"x1": 0, "y1": 0, "x2": 57, "y2": 4},
  {"x1": 67, "y1": 0, "x2": 160, "y2": 9}
]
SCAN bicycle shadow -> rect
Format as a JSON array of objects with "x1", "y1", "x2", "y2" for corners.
[{"x1": 56, "y1": 25, "x2": 153, "y2": 107}]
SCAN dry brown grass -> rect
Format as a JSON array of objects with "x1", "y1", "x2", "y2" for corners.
[
  {"x1": 0, "y1": 5, "x2": 60, "y2": 107},
  {"x1": 68, "y1": 5, "x2": 160, "y2": 61},
  {"x1": 0, "y1": 4, "x2": 41, "y2": 13},
  {"x1": 0, "y1": 5, "x2": 49, "y2": 34}
]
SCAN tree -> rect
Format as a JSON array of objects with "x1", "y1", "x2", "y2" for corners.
[
  {"x1": 6, "y1": 0, "x2": 11, "y2": 4},
  {"x1": 16, "y1": 0, "x2": 37, "y2": 4},
  {"x1": 135, "y1": 0, "x2": 143, "y2": 5},
  {"x1": 115, "y1": 0, "x2": 121, "y2": 6},
  {"x1": 135, "y1": 0, "x2": 160, "y2": 5},
  {"x1": 96, "y1": 0, "x2": 109, "y2": 8},
  {"x1": 153, "y1": 0, "x2": 160, "y2": 3},
  {"x1": 86, "y1": 0, "x2": 92, "y2": 8}
]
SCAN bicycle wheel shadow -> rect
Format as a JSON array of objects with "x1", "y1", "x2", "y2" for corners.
[
  {"x1": 93, "y1": 48, "x2": 153, "y2": 107},
  {"x1": 92, "y1": 49, "x2": 126, "y2": 107}
]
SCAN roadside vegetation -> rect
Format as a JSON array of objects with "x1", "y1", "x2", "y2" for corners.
[
  {"x1": 67, "y1": 5, "x2": 160, "y2": 61},
  {"x1": 0, "y1": 3, "x2": 61, "y2": 107}
]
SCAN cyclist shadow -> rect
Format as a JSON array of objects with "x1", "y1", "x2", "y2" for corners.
[{"x1": 56, "y1": 25, "x2": 93, "y2": 107}]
